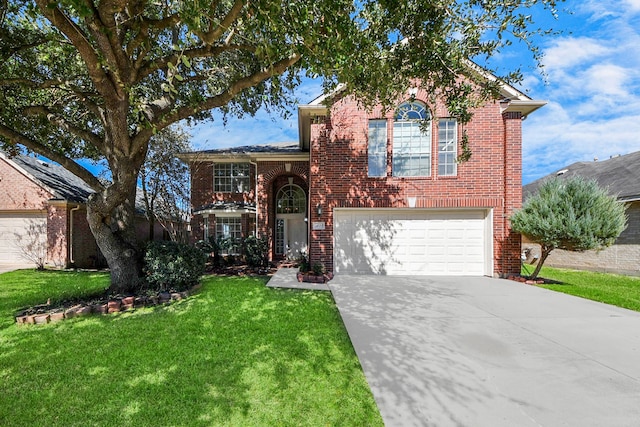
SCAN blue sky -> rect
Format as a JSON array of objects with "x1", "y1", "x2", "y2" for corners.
[{"x1": 188, "y1": 0, "x2": 640, "y2": 184}]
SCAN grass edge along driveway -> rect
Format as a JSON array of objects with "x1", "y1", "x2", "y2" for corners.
[
  {"x1": 0, "y1": 270, "x2": 382, "y2": 427},
  {"x1": 523, "y1": 265, "x2": 640, "y2": 312}
]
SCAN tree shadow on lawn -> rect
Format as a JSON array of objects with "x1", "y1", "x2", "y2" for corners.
[{"x1": 0, "y1": 276, "x2": 381, "y2": 427}]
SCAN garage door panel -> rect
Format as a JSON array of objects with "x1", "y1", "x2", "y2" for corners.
[
  {"x1": 0, "y1": 213, "x2": 47, "y2": 265},
  {"x1": 334, "y1": 209, "x2": 489, "y2": 276}
]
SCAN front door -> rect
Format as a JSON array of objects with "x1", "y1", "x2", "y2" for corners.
[{"x1": 275, "y1": 184, "x2": 307, "y2": 259}]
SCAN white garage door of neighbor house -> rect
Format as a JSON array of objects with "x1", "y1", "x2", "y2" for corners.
[
  {"x1": 0, "y1": 212, "x2": 47, "y2": 265},
  {"x1": 333, "y1": 209, "x2": 491, "y2": 276}
]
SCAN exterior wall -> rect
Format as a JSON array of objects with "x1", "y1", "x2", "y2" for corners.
[
  {"x1": 522, "y1": 201, "x2": 640, "y2": 276},
  {"x1": 188, "y1": 158, "x2": 310, "y2": 261},
  {"x1": 0, "y1": 158, "x2": 51, "y2": 210},
  {"x1": 189, "y1": 160, "x2": 258, "y2": 243},
  {"x1": 307, "y1": 90, "x2": 523, "y2": 276},
  {"x1": 46, "y1": 202, "x2": 69, "y2": 267}
]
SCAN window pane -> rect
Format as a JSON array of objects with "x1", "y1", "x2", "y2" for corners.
[
  {"x1": 215, "y1": 216, "x2": 242, "y2": 254},
  {"x1": 214, "y1": 163, "x2": 250, "y2": 193},
  {"x1": 368, "y1": 120, "x2": 387, "y2": 177},
  {"x1": 438, "y1": 119, "x2": 457, "y2": 176},
  {"x1": 392, "y1": 110, "x2": 431, "y2": 177}
]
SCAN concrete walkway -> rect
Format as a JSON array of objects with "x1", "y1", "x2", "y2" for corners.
[
  {"x1": 329, "y1": 275, "x2": 640, "y2": 427},
  {"x1": 266, "y1": 267, "x2": 330, "y2": 291}
]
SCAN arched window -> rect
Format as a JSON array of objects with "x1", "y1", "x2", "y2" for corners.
[
  {"x1": 392, "y1": 101, "x2": 431, "y2": 177},
  {"x1": 276, "y1": 185, "x2": 306, "y2": 214}
]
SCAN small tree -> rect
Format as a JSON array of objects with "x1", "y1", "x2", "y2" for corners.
[{"x1": 511, "y1": 177, "x2": 627, "y2": 279}]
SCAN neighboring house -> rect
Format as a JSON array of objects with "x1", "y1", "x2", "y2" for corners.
[
  {"x1": 182, "y1": 81, "x2": 545, "y2": 277},
  {"x1": 0, "y1": 153, "x2": 164, "y2": 268},
  {"x1": 522, "y1": 152, "x2": 640, "y2": 276}
]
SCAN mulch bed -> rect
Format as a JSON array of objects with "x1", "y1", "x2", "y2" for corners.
[
  {"x1": 507, "y1": 274, "x2": 562, "y2": 285},
  {"x1": 15, "y1": 263, "x2": 280, "y2": 326}
]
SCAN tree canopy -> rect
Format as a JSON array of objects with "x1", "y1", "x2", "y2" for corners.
[
  {"x1": 0, "y1": 0, "x2": 563, "y2": 292},
  {"x1": 511, "y1": 177, "x2": 627, "y2": 279}
]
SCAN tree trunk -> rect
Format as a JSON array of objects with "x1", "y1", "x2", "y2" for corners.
[
  {"x1": 530, "y1": 246, "x2": 552, "y2": 280},
  {"x1": 86, "y1": 185, "x2": 143, "y2": 294}
]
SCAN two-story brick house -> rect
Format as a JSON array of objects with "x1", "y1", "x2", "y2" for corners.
[{"x1": 183, "y1": 82, "x2": 545, "y2": 277}]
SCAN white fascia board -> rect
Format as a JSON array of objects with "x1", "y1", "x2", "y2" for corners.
[{"x1": 501, "y1": 99, "x2": 548, "y2": 117}]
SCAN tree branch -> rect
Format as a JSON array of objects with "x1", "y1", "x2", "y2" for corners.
[
  {"x1": 199, "y1": 0, "x2": 245, "y2": 45},
  {"x1": 22, "y1": 105, "x2": 103, "y2": 148},
  {"x1": 0, "y1": 124, "x2": 104, "y2": 191},
  {"x1": 34, "y1": 0, "x2": 115, "y2": 97},
  {"x1": 133, "y1": 52, "x2": 301, "y2": 149},
  {"x1": 135, "y1": 44, "x2": 256, "y2": 82}
]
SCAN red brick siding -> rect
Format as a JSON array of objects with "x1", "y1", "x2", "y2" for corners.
[
  {"x1": 308, "y1": 91, "x2": 523, "y2": 276},
  {"x1": 0, "y1": 158, "x2": 51, "y2": 210}
]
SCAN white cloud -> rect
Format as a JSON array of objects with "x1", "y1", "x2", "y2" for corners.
[{"x1": 541, "y1": 37, "x2": 609, "y2": 72}]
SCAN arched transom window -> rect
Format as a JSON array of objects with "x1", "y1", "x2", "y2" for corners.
[
  {"x1": 276, "y1": 184, "x2": 306, "y2": 214},
  {"x1": 392, "y1": 101, "x2": 431, "y2": 177}
]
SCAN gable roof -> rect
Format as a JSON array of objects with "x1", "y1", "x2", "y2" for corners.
[
  {"x1": 2, "y1": 153, "x2": 94, "y2": 203},
  {"x1": 523, "y1": 151, "x2": 640, "y2": 202},
  {"x1": 297, "y1": 65, "x2": 547, "y2": 150},
  {"x1": 2, "y1": 153, "x2": 152, "y2": 214}
]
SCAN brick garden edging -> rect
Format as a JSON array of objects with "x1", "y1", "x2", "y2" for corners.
[{"x1": 15, "y1": 284, "x2": 202, "y2": 326}]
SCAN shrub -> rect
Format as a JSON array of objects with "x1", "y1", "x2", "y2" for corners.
[
  {"x1": 511, "y1": 176, "x2": 627, "y2": 279},
  {"x1": 243, "y1": 235, "x2": 269, "y2": 267},
  {"x1": 144, "y1": 241, "x2": 207, "y2": 291},
  {"x1": 312, "y1": 262, "x2": 326, "y2": 276},
  {"x1": 297, "y1": 252, "x2": 309, "y2": 273}
]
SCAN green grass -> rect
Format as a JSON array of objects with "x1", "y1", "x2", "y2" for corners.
[
  {"x1": 522, "y1": 264, "x2": 640, "y2": 312},
  {"x1": 0, "y1": 270, "x2": 382, "y2": 427}
]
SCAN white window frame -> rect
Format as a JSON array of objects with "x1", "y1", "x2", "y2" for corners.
[
  {"x1": 392, "y1": 101, "x2": 431, "y2": 177},
  {"x1": 368, "y1": 119, "x2": 387, "y2": 177},
  {"x1": 214, "y1": 163, "x2": 250, "y2": 193},
  {"x1": 215, "y1": 216, "x2": 242, "y2": 254},
  {"x1": 438, "y1": 119, "x2": 458, "y2": 176}
]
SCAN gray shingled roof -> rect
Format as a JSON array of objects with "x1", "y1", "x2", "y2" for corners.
[
  {"x1": 523, "y1": 151, "x2": 640, "y2": 202},
  {"x1": 189, "y1": 141, "x2": 301, "y2": 155},
  {"x1": 11, "y1": 155, "x2": 95, "y2": 203},
  {"x1": 8, "y1": 155, "x2": 149, "y2": 214}
]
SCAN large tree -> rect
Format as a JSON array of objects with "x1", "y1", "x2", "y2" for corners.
[
  {"x1": 0, "y1": 0, "x2": 562, "y2": 293},
  {"x1": 511, "y1": 177, "x2": 627, "y2": 279}
]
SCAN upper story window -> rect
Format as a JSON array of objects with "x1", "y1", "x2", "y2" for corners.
[
  {"x1": 392, "y1": 101, "x2": 431, "y2": 177},
  {"x1": 438, "y1": 119, "x2": 458, "y2": 176},
  {"x1": 214, "y1": 163, "x2": 250, "y2": 193},
  {"x1": 368, "y1": 119, "x2": 387, "y2": 177}
]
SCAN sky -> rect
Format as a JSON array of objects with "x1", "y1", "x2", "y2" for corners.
[{"x1": 188, "y1": 0, "x2": 640, "y2": 185}]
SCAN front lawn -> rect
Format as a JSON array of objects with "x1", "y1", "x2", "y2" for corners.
[
  {"x1": 0, "y1": 270, "x2": 382, "y2": 427},
  {"x1": 522, "y1": 264, "x2": 640, "y2": 312}
]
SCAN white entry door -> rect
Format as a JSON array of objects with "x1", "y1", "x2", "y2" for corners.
[{"x1": 276, "y1": 215, "x2": 307, "y2": 259}]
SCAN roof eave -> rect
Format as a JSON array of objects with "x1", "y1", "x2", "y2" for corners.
[
  {"x1": 297, "y1": 104, "x2": 329, "y2": 151},
  {"x1": 502, "y1": 100, "x2": 548, "y2": 118},
  {"x1": 178, "y1": 151, "x2": 309, "y2": 162}
]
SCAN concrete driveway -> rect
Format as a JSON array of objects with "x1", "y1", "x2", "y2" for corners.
[{"x1": 329, "y1": 275, "x2": 640, "y2": 427}]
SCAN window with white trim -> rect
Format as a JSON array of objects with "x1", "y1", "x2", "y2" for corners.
[
  {"x1": 216, "y1": 216, "x2": 242, "y2": 254},
  {"x1": 438, "y1": 119, "x2": 457, "y2": 176},
  {"x1": 392, "y1": 101, "x2": 431, "y2": 177},
  {"x1": 368, "y1": 119, "x2": 387, "y2": 177},
  {"x1": 214, "y1": 163, "x2": 250, "y2": 193}
]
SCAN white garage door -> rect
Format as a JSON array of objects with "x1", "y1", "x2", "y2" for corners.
[
  {"x1": 0, "y1": 212, "x2": 47, "y2": 266},
  {"x1": 334, "y1": 209, "x2": 491, "y2": 276}
]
